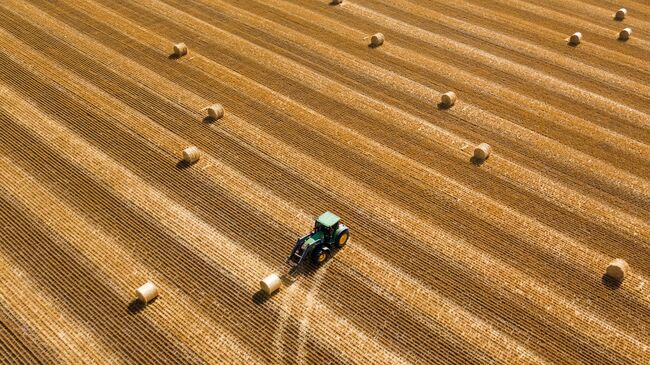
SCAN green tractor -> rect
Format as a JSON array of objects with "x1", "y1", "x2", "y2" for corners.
[{"x1": 288, "y1": 211, "x2": 349, "y2": 269}]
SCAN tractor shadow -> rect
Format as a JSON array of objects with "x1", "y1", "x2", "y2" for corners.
[
  {"x1": 291, "y1": 262, "x2": 324, "y2": 278},
  {"x1": 601, "y1": 274, "x2": 622, "y2": 290}
]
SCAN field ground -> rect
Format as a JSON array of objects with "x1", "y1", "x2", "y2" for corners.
[{"x1": 0, "y1": 0, "x2": 649, "y2": 364}]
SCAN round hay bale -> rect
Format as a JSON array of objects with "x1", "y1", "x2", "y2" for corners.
[
  {"x1": 182, "y1": 146, "x2": 201, "y2": 165},
  {"x1": 370, "y1": 33, "x2": 384, "y2": 47},
  {"x1": 619, "y1": 27, "x2": 632, "y2": 40},
  {"x1": 135, "y1": 281, "x2": 159, "y2": 304},
  {"x1": 207, "y1": 104, "x2": 225, "y2": 120},
  {"x1": 260, "y1": 274, "x2": 281, "y2": 295},
  {"x1": 614, "y1": 8, "x2": 627, "y2": 20},
  {"x1": 473, "y1": 143, "x2": 491, "y2": 161},
  {"x1": 173, "y1": 43, "x2": 188, "y2": 57},
  {"x1": 569, "y1": 32, "x2": 582, "y2": 45},
  {"x1": 606, "y1": 259, "x2": 629, "y2": 282},
  {"x1": 441, "y1": 91, "x2": 457, "y2": 108}
]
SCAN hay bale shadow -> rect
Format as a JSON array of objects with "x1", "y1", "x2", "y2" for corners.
[
  {"x1": 437, "y1": 102, "x2": 451, "y2": 110},
  {"x1": 168, "y1": 53, "x2": 181, "y2": 60},
  {"x1": 252, "y1": 289, "x2": 279, "y2": 305},
  {"x1": 368, "y1": 43, "x2": 381, "y2": 49},
  {"x1": 601, "y1": 274, "x2": 622, "y2": 290},
  {"x1": 176, "y1": 160, "x2": 191, "y2": 170},
  {"x1": 567, "y1": 42, "x2": 579, "y2": 48},
  {"x1": 202, "y1": 116, "x2": 216, "y2": 124},
  {"x1": 470, "y1": 156, "x2": 486, "y2": 166},
  {"x1": 127, "y1": 299, "x2": 146, "y2": 314},
  {"x1": 328, "y1": 0, "x2": 342, "y2": 5}
]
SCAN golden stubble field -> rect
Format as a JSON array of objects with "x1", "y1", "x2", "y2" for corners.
[{"x1": 0, "y1": 0, "x2": 649, "y2": 364}]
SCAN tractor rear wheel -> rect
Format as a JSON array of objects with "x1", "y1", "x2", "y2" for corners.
[
  {"x1": 335, "y1": 229, "x2": 350, "y2": 248},
  {"x1": 312, "y1": 246, "x2": 331, "y2": 265}
]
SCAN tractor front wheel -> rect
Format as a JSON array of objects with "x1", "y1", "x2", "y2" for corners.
[{"x1": 312, "y1": 246, "x2": 331, "y2": 265}]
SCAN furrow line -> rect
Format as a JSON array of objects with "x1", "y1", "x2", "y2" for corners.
[
  {"x1": 15, "y1": 0, "x2": 648, "y2": 302},
  {"x1": 91, "y1": 0, "x2": 650, "y2": 241},
  {"x1": 63, "y1": 0, "x2": 650, "y2": 273},
  {"x1": 0, "y1": 157, "x2": 257, "y2": 365},
  {"x1": 343, "y1": 2, "x2": 650, "y2": 132},
  {"x1": 0, "y1": 6, "x2": 624, "y2": 362},
  {"x1": 222, "y1": 117, "x2": 650, "y2": 362},
  {"x1": 16, "y1": 0, "x2": 650, "y2": 294},
  {"x1": 253, "y1": 0, "x2": 650, "y2": 180},
  {"x1": 0, "y1": 75, "x2": 405, "y2": 365}
]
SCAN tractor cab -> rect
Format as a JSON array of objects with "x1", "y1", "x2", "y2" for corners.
[
  {"x1": 288, "y1": 211, "x2": 350, "y2": 268},
  {"x1": 314, "y1": 211, "x2": 339, "y2": 241}
]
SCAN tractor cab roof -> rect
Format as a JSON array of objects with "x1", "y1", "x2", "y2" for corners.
[{"x1": 316, "y1": 211, "x2": 340, "y2": 228}]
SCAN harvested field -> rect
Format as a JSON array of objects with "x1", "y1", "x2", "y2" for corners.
[{"x1": 0, "y1": 0, "x2": 649, "y2": 363}]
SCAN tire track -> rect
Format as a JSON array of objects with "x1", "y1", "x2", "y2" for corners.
[
  {"x1": 2, "y1": 0, "x2": 644, "y2": 362},
  {"x1": 0, "y1": 30, "x2": 560, "y2": 364},
  {"x1": 1, "y1": 30, "x2": 552, "y2": 362},
  {"x1": 25, "y1": 0, "x2": 650, "y2": 288},
  {"x1": 6, "y1": 0, "x2": 648, "y2": 332},
  {"x1": 0, "y1": 78, "x2": 347, "y2": 364},
  {"x1": 218, "y1": 116, "x2": 650, "y2": 324},
  {"x1": 0, "y1": 21, "x2": 576, "y2": 364},
  {"x1": 0, "y1": 50, "x2": 408, "y2": 362},
  {"x1": 35, "y1": 0, "x2": 648, "y2": 282},
  {"x1": 220, "y1": 114, "x2": 650, "y2": 362}
]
